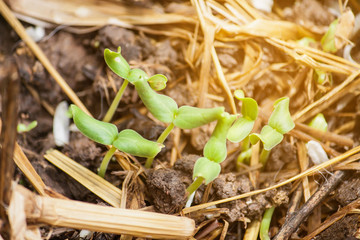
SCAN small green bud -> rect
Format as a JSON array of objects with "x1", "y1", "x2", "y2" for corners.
[
  {"x1": 104, "y1": 47, "x2": 130, "y2": 79},
  {"x1": 147, "y1": 74, "x2": 167, "y2": 91},
  {"x1": 204, "y1": 113, "x2": 236, "y2": 163},
  {"x1": 193, "y1": 157, "x2": 221, "y2": 184},
  {"x1": 228, "y1": 90, "x2": 258, "y2": 143},
  {"x1": 268, "y1": 97, "x2": 295, "y2": 134},
  {"x1": 17, "y1": 120, "x2": 38, "y2": 133},
  {"x1": 127, "y1": 68, "x2": 148, "y2": 84},
  {"x1": 321, "y1": 19, "x2": 338, "y2": 53},
  {"x1": 249, "y1": 125, "x2": 284, "y2": 151},
  {"x1": 308, "y1": 113, "x2": 328, "y2": 132},
  {"x1": 297, "y1": 37, "x2": 316, "y2": 47}
]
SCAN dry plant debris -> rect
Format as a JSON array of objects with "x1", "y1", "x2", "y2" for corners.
[{"x1": 1, "y1": 0, "x2": 360, "y2": 239}]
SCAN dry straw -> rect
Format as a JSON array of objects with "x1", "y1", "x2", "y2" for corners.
[{"x1": 12, "y1": 184, "x2": 195, "y2": 239}]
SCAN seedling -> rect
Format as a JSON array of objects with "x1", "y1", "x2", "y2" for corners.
[
  {"x1": 105, "y1": 48, "x2": 226, "y2": 168},
  {"x1": 321, "y1": 19, "x2": 338, "y2": 53},
  {"x1": 102, "y1": 47, "x2": 168, "y2": 123},
  {"x1": 70, "y1": 104, "x2": 163, "y2": 177},
  {"x1": 227, "y1": 90, "x2": 258, "y2": 167},
  {"x1": 260, "y1": 206, "x2": 275, "y2": 240},
  {"x1": 249, "y1": 97, "x2": 295, "y2": 167},
  {"x1": 187, "y1": 112, "x2": 236, "y2": 196},
  {"x1": 17, "y1": 120, "x2": 37, "y2": 133},
  {"x1": 308, "y1": 113, "x2": 327, "y2": 132},
  {"x1": 307, "y1": 113, "x2": 329, "y2": 165}
]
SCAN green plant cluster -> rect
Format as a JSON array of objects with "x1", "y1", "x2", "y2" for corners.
[{"x1": 70, "y1": 47, "x2": 295, "y2": 195}]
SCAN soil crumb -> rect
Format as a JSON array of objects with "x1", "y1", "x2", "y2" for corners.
[
  {"x1": 146, "y1": 168, "x2": 187, "y2": 213},
  {"x1": 335, "y1": 173, "x2": 360, "y2": 206},
  {"x1": 315, "y1": 214, "x2": 359, "y2": 240},
  {"x1": 212, "y1": 173, "x2": 290, "y2": 222},
  {"x1": 266, "y1": 140, "x2": 297, "y2": 171}
]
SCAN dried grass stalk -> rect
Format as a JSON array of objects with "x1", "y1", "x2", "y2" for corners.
[
  {"x1": 15, "y1": 185, "x2": 195, "y2": 239},
  {"x1": 13, "y1": 143, "x2": 47, "y2": 196},
  {"x1": 9, "y1": 0, "x2": 195, "y2": 27},
  {"x1": 44, "y1": 149, "x2": 122, "y2": 208}
]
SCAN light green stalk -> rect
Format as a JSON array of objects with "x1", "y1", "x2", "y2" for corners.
[
  {"x1": 144, "y1": 122, "x2": 175, "y2": 168},
  {"x1": 98, "y1": 146, "x2": 117, "y2": 178},
  {"x1": 186, "y1": 177, "x2": 204, "y2": 196},
  {"x1": 260, "y1": 206, "x2": 275, "y2": 240},
  {"x1": 103, "y1": 80, "x2": 129, "y2": 122}
]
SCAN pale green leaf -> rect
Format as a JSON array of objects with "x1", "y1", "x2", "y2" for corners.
[
  {"x1": 193, "y1": 157, "x2": 221, "y2": 184},
  {"x1": 173, "y1": 106, "x2": 224, "y2": 129},
  {"x1": 308, "y1": 113, "x2": 328, "y2": 132},
  {"x1": 249, "y1": 125, "x2": 283, "y2": 151},
  {"x1": 71, "y1": 105, "x2": 118, "y2": 145},
  {"x1": 227, "y1": 117, "x2": 255, "y2": 143},
  {"x1": 17, "y1": 120, "x2": 38, "y2": 133},
  {"x1": 297, "y1": 37, "x2": 316, "y2": 47},
  {"x1": 113, "y1": 129, "x2": 163, "y2": 158},
  {"x1": 148, "y1": 74, "x2": 167, "y2": 91},
  {"x1": 134, "y1": 80, "x2": 178, "y2": 123},
  {"x1": 104, "y1": 47, "x2": 130, "y2": 79},
  {"x1": 268, "y1": 97, "x2": 295, "y2": 134},
  {"x1": 321, "y1": 19, "x2": 338, "y2": 53},
  {"x1": 204, "y1": 113, "x2": 236, "y2": 163}
]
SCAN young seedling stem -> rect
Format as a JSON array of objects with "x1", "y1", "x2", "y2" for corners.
[
  {"x1": 144, "y1": 122, "x2": 175, "y2": 168},
  {"x1": 260, "y1": 206, "x2": 275, "y2": 240},
  {"x1": 98, "y1": 146, "x2": 117, "y2": 178},
  {"x1": 259, "y1": 148, "x2": 270, "y2": 168},
  {"x1": 102, "y1": 80, "x2": 129, "y2": 122},
  {"x1": 186, "y1": 176, "x2": 204, "y2": 196}
]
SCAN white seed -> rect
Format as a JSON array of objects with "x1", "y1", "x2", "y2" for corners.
[
  {"x1": 306, "y1": 140, "x2": 329, "y2": 165},
  {"x1": 25, "y1": 26, "x2": 45, "y2": 42},
  {"x1": 53, "y1": 101, "x2": 70, "y2": 147}
]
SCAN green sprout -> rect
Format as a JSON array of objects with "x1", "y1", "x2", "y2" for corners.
[
  {"x1": 249, "y1": 97, "x2": 295, "y2": 167},
  {"x1": 314, "y1": 69, "x2": 332, "y2": 86},
  {"x1": 260, "y1": 206, "x2": 275, "y2": 240},
  {"x1": 321, "y1": 19, "x2": 339, "y2": 53},
  {"x1": 308, "y1": 113, "x2": 327, "y2": 132},
  {"x1": 17, "y1": 120, "x2": 38, "y2": 133},
  {"x1": 187, "y1": 112, "x2": 236, "y2": 195},
  {"x1": 227, "y1": 90, "x2": 258, "y2": 167},
  {"x1": 296, "y1": 37, "x2": 316, "y2": 47},
  {"x1": 70, "y1": 104, "x2": 163, "y2": 177},
  {"x1": 296, "y1": 38, "x2": 333, "y2": 86},
  {"x1": 105, "y1": 47, "x2": 226, "y2": 168},
  {"x1": 102, "y1": 48, "x2": 168, "y2": 123}
]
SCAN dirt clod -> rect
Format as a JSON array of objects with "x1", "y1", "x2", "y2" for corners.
[
  {"x1": 146, "y1": 168, "x2": 187, "y2": 213},
  {"x1": 315, "y1": 214, "x2": 359, "y2": 240},
  {"x1": 335, "y1": 173, "x2": 360, "y2": 206}
]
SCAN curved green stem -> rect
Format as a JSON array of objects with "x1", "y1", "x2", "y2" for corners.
[
  {"x1": 260, "y1": 206, "x2": 275, "y2": 240},
  {"x1": 103, "y1": 80, "x2": 129, "y2": 123},
  {"x1": 98, "y1": 146, "x2": 117, "y2": 178},
  {"x1": 186, "y1": 176, "x2": 204, "y2": 196},
  {"x1": 144, "y1": 122, "x2": 174, "y2": 168},
  {"x1": 259, "y1": 148, "x2": 270, "y2": 168}
]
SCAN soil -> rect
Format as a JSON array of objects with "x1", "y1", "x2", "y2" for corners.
[
  {"x1": 1, "y1": 0, "x2": 360, "y2": 239},
  {"x1": 315, "y1": 214, "x2": 359, "y2": 240}
]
